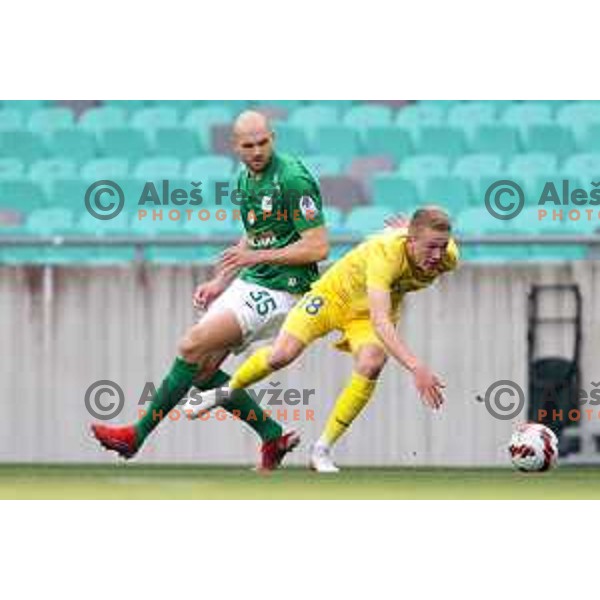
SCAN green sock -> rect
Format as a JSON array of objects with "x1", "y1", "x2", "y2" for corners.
[
  {"x1": 135, "y1": 357, "x2": 199, "y2": 443},
  {"x1": 195, "y1": 369, "x2": 283, "y2": 443}
]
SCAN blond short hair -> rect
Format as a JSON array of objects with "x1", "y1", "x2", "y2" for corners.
[{"x1": 409, "y1": 206, "x2": 451, "y2": 234}]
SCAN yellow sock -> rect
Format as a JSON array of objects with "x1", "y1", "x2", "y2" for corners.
[
  {"x1": 321, "y1": 372, "x2": 377, "y2": 447},
  {"x1": 229, "y1": 346, "x2": 273, "y2": 390}
]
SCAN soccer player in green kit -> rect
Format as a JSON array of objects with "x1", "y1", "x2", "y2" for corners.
[{"x1": 91, "y1": 110, "x2": 329, "y2": 470}]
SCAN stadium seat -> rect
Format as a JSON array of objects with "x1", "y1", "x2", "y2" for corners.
[
  {"x1": 415, "y1": 126, "x2": 467, "y2": 158},
  {"x1": 289, "y1": 105, "x2": 339, "y2": 136},
  {"x1": 27, "y1": 108, "x2": 74, "y2": 133},
  {"x1": 0, "y1": 110, "x2": 23, "y2": 131},
  {"x1": 423, "y1": 176, "x2": 473, "y2": 215},
  {"x1": 396, "y1": 104, "x2": 445, "y2": 132},
  {"x1": 343, "y1": 104, "x2": 393, "y2": 132},
  {"x1": 447, "y1": 102, "x2": 497, "y2": 135},
  {"x1": 210, "y1": 124, "x2": 234, "y2": 156},
  {"x1": 470, "y1": 125, "x2": 521, "y2": 158},
  {"x1": 79, "y1": 106, "x2": 128, "y2": 133},
  {"x1": 75, "y1": 211, "x2": 135, "y2": 263},
  {"x1": 49, "y1": 178, "x2": 90, "y2": 209},
  {"x1": 311, "y1": 126, "x2": 361, "y2": 162},
  {"x1": 508, "y1": 153, "x2": 559, "y2": 179},
  {"x1": 183, "y1": 107, "x2": 234, "y2": 148},
  {"x1": 146, "y1": 100, "x2": 197, "y2": 116},
  {"x1": 99, "y1": 128, "x2": 150, "y2": 161},
  {"x1": 153, "y1": 127, "x2": 204, "y2": 160},
  {"x1": 452, "y1": 154, "x2": 503, "y2": 187},
  {"x1": 274, "y1": 124, "x2": 309, "y2": 155},
  {"x1": 26, "y1": 207, "x2": 75, "y2": 234},
  {"x1": 47, "y1": 130, "x2": 96, "y2": 164},
  {"x1": 524, "y1": 125, "x2": 575, "y2": 158},
  {"x1": 318, "y1": 175, "x2": 367, "y2": 212},
  {"x1": 80, "y1": 157, "x2": 129, "y2": 180},
  {"x1": 0, "y1": 179, "x2": 47, "y2": 211},
  {"x1": 133, "y1": 156, "x2": 182, "y2": 180},
  {"x1": 371, "y1": 174, "x2": 419, "y2": 210},
  {"x1": 0, "y1": 131, "x2": 47, "y2": 164},
  {"x1": 562, "y1": 153, "x2": 600, "y2": 179},
  {"x1": 344, "y1": 206, "x2": 394, "y2": 235},
  {"x1": 577, "y1": 125, "x2": 600, "y2": 153},
  {"x1": 102, "y1": 100, "x2": 148, "y2": 113},
  {"x1": 398, "y1": 155, "x2": 449, "y2": 191},
  {"x1": 557, "y1": 102, "x2": 600, "y2": 138},
  {"x1": 501, "y1": 102, "x2": 553, "y2": 131},
  {"x1": 29, "y1": 159, "x2": 78, "y2": 194},
  {"x1": 302, "y1": 155, "x2": 342, "y2": 178},
  {"x1": 185, "y1": 155, "x2": 234, "y2": 181},
  {"x1": 346, "y1": 155, "x2": 394, "y2": 193},
  {"x1": 363, "y1": 126, "x2": 412, "y2": 164},
  {"x1": 130, "y1": 107, "x2": 179, "y2": 131},
  {"x1": 0, "y1": 158, "x2": 24, "y2": 180},
  {"x1": 1, "y1": 100, "x2": 49, "y2": 114}
]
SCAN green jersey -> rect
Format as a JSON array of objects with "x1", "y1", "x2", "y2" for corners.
[{"x1": 236, "y1": 152, "x2": 326, "y2": 294}]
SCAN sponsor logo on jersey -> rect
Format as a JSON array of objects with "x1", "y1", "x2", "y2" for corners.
[
  {"x1": 249, "y1": 231, "x2": 277, "y2": 248},
  {"x1": 261, "y1": 196, "x2": 273, "y2": 212},
  {"x1": 299, "y1": 196, "x2": 318, "y2": 220},
  {"x1": 247, "y1": 210, "x2": 256, "y2": 225}
]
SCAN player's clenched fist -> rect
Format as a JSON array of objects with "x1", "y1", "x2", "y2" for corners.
[{"x1": 413, "y1": 363, "x2": 446, "y2": 410}]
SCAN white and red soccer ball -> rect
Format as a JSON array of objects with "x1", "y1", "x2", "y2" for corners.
[{"x1": 509, "y1": 423, "x2": 559, "y2": 472}]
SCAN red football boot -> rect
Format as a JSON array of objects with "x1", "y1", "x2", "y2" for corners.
[
  {"x1": 91, "y1": 424, "x2": 139, "y2": 459},
  {"x1": 258, "y1": 430, "x2": 301, "y2": 471}
]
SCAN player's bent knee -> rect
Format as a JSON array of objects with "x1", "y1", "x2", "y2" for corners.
[
  {"x1": 268, "y1": 335, "x2": 304, "y2": 370},
  {"x1": 355, "y1": 347, "x2": 387, "y2": 379},
  {"x1": 178, "y1": 335, "x2": 202, "y2": 363}
]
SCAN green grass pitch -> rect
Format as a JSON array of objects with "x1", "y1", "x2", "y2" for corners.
[{"x1": 1, "y1": 464, "x2": 600, "y2": 499}]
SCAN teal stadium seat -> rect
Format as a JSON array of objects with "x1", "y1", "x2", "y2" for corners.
[
  {"x1": 80, "y1": 157, "x2": 129, "y2": 180},
  {"x1": 183, "y1": 107, "x2": 234, "y2": 149},
  {"x1": 416, "y1": 126, "x2": 467, "y2": 158},
  {"x1": 371, "y1": 174, "x2": 419, "y2": 209},
  {"x1": 311, "y1": 125, "x2": 361, "y2": 163},
  {"x1": 154, "y1": 127, "x2": 204, "y2": 160},
  {"x1": 423, "y1": 176, "x2": 473, "y2": 216},
  {"x1": 524, "y1": 125, "x2": 575, "y2": 158},
  {"x1": 102, "y1": 100, "x2": 148, "y2": 113},
  {"x1": 47, "y1": 130, "x2": 96, "y2": 164},
  {"x1": 562, "y1": 153, "x2": 600, "y2": 179},
  {"x1": 50, "y1": 178, "x2": 90, "y2": 209},
  {"x1": 470, "y1": 125, "x2": 521, "y2": 158},
  {"x1": 447, "y1": 102, "x2": 497, "y2": 136},
  {"x1": 508, "y1": 153, "x2": 559, "y2": 195},
  {"x1": 343, "y1": 104, "x2": 393, "y2": 133},
  {"x1": 133, "y1": 156, "x2": 182, "y2": 181},
  {"x1": 0, "y1": 131, "x2": 47, "y2": 164},
  {"x1": 0, "y1": 179, "x2": 47, "y2": 211},
  {"x1": 289, "y1": 105, "x2": 339, "y2": 139},
  {"x1": 26, "y1": 207, "x2": 74, "y2": 234},
  {"x1": 395, "y1": 103, "x2": 444, "y2": 134},
  {"x1": 1, "y1": 100, "x2": 49, "y2": 115},
  {"x1": 557, "y1": 102, "x2": 600, "y2": 139},
  {"x1": 301, "y1": 155, "x2": 342, "y2": 178},
  {"x1": 185, "y1": 155, "x2": 234, "y2": 182},
  {"x1": 0, "y1": 110, "x2": 24, "y2": 131},
  {"x1": 577, "y1": 125, "x2": 600, "y2": 153},
  {"x1": 452, "y1": 154, "x2": 503, "y2": 189},
  {"x1": 79, "y1": 106, "x2": 128, "y2": 133},
  {"x1": 131, "y1": 107, "x2": 178, "y2": 132},
  {"x1": 100, "y1": 128, "x2": 150, "y2": 161},
  {"x1": 501, "y1": 102, "x2": 553, "y2": 132},
  {"x1": 27, "y1": 108, "x2": 74, "y2": 134},
  {"x1": 344, "y1": 206, "x2": 393, "y2": 235},
  {"x1": 363, "y1": 126, "x2": 413, "y2": 164},
  {"x1": 29, "y1": 159, "x2": 78, "y2": 194},
  {"x1": 274, "y1": 124, "x2": 309, "y2": 155},
  {"x1": 399, "y1": 155, "x2": 449, "y2": 192},
  {"x1": 0, "y1": 158, "x2": 24, "y2": 179}
]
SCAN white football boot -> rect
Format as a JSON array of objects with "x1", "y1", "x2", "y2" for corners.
[
  {"x1": 180, "y1": 386, "x2": 231, "y2": 419},
  {"x1": 310, "y1": 443, "x2": 340, "y2": 473}
]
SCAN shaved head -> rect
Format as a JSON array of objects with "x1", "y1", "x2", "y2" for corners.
[
  {"x1": 232, "y1": 110, "x2": 275, "y2": 175},
  {"x1": 233, "y1": 110, "x2": 272, "y2": 138}
]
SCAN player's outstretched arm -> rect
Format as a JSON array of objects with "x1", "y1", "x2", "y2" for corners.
[{"x1": 367, "y1": 288, "x2": 445, "y2": 410}]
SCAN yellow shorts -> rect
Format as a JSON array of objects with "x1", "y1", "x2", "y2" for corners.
[{"x1": 283, "y1": 291, "x2": 388, "y2": 355}]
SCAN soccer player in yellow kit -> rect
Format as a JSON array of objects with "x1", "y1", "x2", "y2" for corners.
[{"x1": 200, "y1": 206, "x2": 459, "y2": 471}]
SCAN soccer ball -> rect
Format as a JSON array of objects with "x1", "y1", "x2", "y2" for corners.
[{"x1": 509, "y1": 423, "x2": 558, "y2": 472}]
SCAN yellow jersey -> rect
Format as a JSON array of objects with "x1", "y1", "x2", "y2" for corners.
[{"x1": 312, "y1": 229, "x2": 459, "y2": 319}]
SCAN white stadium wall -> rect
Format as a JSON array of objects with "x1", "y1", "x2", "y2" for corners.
[{"x1": 1, "y1": 262, "x2": 599, "y2": 467}]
